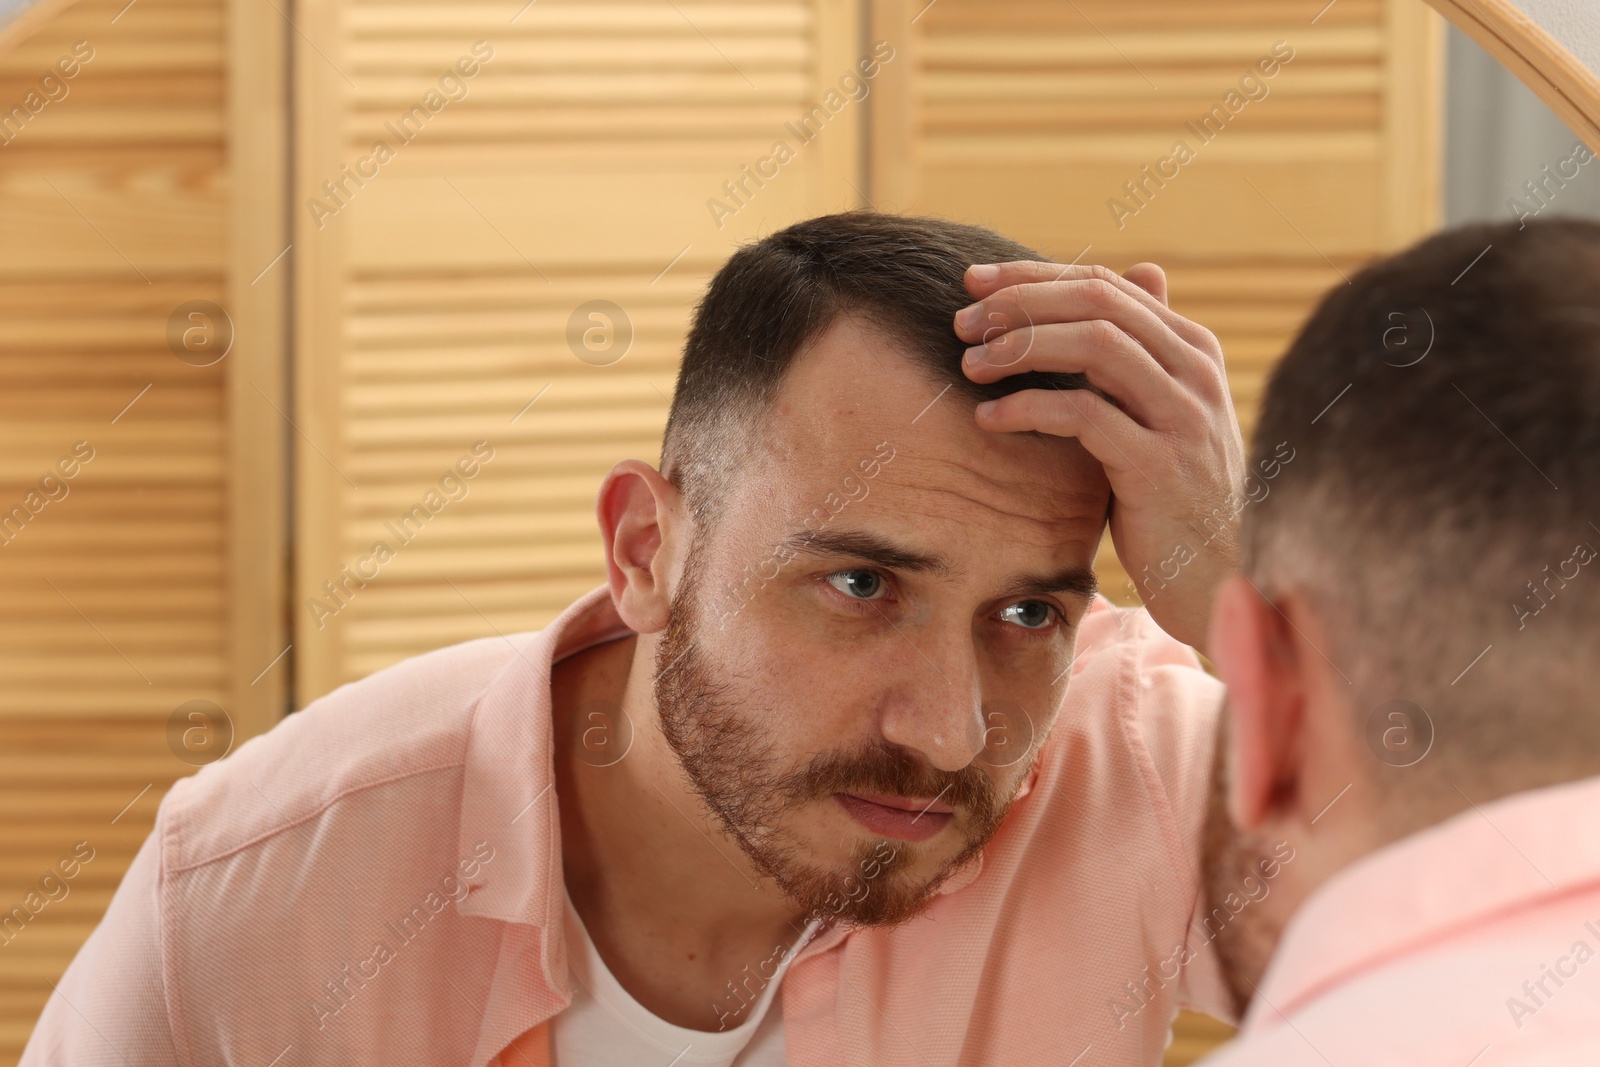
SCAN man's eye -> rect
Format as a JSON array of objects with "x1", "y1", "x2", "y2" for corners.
[
  {"x1": 998, "y1": 600, "x2": 1054, "y2": 629},
  {"x1": 825, "y1": 569, "x2": 885, "y2": 601}
]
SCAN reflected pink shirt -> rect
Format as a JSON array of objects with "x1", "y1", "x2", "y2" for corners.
[
  {"x1": 1199, "y1": 775, "x2": 1600, "y2": 1067},
  {"x1": 22, "y1": 585, "x2": 1231, "y2": 1066}
]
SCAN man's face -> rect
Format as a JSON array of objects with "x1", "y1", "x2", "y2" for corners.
[{"x1": 653, "y1": 314, "x2": 1111, "y2": 926}]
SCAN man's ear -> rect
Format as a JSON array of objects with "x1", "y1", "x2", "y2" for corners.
[
  {"x1": 1209, "y1": 574, "x2": 1305, "y2": 830},
  {"x1": 596, "y1": 459, "x2": 684, "y2": 635}
]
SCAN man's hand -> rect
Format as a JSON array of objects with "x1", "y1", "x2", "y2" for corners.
[{"x1": 954, "y1": 261, "x2": 1247, "y2": 652}]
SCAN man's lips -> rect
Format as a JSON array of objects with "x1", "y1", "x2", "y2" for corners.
[{"x1": 835, "y1": 792, "x2": 954, "y2": 842}]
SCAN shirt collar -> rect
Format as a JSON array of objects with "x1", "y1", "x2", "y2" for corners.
[
  {"x1": 1245, "y1": 772, "x2": 1600, "y2": 1031},
  {"x1": 456, "y1": 584, "x2": 628, "y2": 987}
]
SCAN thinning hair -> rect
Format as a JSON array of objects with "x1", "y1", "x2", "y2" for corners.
[
  {"x1": 1246, "y1": 217, "x2": 1600, "y2": 817},
  {"x1": 661, "y1": 211, "x2": 1089, "y2": 525}
]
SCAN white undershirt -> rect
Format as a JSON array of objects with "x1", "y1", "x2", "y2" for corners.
[{"x1": 551, "y1": 891, "x2": 820, "y2": 1067}]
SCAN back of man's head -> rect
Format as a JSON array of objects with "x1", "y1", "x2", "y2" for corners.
[{"x1": 1246, "y1": 217, "x2": 1600, "y2": 826}]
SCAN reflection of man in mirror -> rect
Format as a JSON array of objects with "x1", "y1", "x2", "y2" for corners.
[
  {"x1": 25, "y1": 213, "x2": 1249, "y2": 1065},
  {"x1": 1198, "y1": 219, "x2": 1600, "y2": 1065}
]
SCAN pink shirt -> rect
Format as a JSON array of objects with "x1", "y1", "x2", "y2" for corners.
[
  {"x1": 1200, "y1": 775, "x2": 1600, "y2": 1067},
  {"x1": 22, "y1": 585, "x2": 1230, "y2": 1067}
]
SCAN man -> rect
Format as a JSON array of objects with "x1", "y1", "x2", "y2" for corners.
[
  {"x1": 24, "y1": 212, "x2": 1247, "y2": 1065},
  {"x1": 1198, "y1": 218, "x2": 1600, "y2": 1065}
]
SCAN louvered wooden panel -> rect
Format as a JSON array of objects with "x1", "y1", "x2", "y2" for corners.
[
  {"x1": 0, "y1": 0, "x2": 242, "y2": 1061},
  {"x1": 295, "y1": 0, "x2": 869, "y2": 696},
  {"x1": 874, "y1": 0, "x2": 1441, "y2": 419},
  {"x1": 0, "y1": 722, "x2": 176, "y2": 1058},
  {"x1": 338, "y1": 273, "x2": 697, "y2": 678}
]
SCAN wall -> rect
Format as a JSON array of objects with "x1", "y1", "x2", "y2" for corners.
[{"x1": 1445, "y1": 21, "x2": 1600, "y2": 225}]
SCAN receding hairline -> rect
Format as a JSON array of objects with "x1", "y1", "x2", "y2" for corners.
[
  {"x1": 661, "y1": 211, "x2": 1094, "y2": 524},
  {"x1": 663, "y1": 304, "x2": 973, "y2": 478},
  {"x1": 663, "y1": 303, "x2": 1076, "y2": 476}
]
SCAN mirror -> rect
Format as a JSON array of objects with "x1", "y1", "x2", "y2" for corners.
[
  {"x1": 1428, "y1": 0, "x2": 1600, "y2": 144},
  {"x1": 0, "y1": 0, "x2": 1595, "y2": 1063}
]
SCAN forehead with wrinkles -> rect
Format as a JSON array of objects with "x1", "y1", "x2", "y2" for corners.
[{"x1": 716, "y1": 314, "x2": 1110, "y2": 563}]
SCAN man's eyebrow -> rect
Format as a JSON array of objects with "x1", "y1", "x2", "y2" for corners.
[
  {"x1": 780, "y1": 528, "x2": 1098, "y2": 600},
  {"x1": 997, "y1": 565, "x2": 1098, "y2": 602},
  {"x1": 780, "y1": 528, "x2": 953, "y2": 576}
]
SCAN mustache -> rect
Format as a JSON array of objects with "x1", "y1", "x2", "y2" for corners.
[{"x1": 781, "y1": 741, "x2": 1004, "y2": 823}]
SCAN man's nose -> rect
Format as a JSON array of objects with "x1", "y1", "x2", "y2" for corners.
[{"x1": 875, "y1": 627, "x2": 986, "y2": 773}]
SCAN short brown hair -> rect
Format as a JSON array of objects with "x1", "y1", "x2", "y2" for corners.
[
  {"x1": 1247, "y1": 218, "x2": 1600, "y2": 807},
  {"x1": 662, "y1": 211, "x2": 1088, "y2": 523}
]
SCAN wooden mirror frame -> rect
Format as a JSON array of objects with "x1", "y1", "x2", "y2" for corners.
[
  {"x1": 0, "y1": 0, "x2": 76, "y2": 54},
  {"x1": 1425, "y1": 0, "x2": 1600, "y2": 147}
]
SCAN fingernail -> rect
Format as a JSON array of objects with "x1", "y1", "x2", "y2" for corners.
[
  {"x1": 969, "y1": 264, "x2": 999, "y2": 283},
  {"x1": 975, "y1": 400, "x2": 995, "y2": 419},
  {"x1": 955, "y1": 303, "x2": 980, "y2": 330},
  {"x1": 963, "y1": 345, "x2": 985, "y2": 368}
]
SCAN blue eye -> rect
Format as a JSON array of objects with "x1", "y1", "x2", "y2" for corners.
[
  {"x1": 826, "y1": 569, "x2": 885, "y2": 600},
  {"x1": 998, "y1": 601, "x2": 1054, "y2": 629}
]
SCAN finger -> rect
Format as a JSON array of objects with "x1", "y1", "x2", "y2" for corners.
[
  {"x1": 974, "y1": 387, "x2": 1160, "y2": 488},
  {"x1": 1122, "y1": 262, "x2": 1168, "y2": 306},
  {"x1": 965, "y1": 261, "x2": 1129, "y2": 301},
  {"x1": 962, "y1": 320, "x2": 1184, "y2": 427},
  {"x1": 963, "y1": 261, "x2": 1210, "y2": 350},
  {"x1": 959, "y1": 278, "x2": 1197, "y2": 379}
]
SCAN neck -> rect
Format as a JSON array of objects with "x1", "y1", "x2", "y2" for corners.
[{"x1": 551, "y1": 632, "x2": 809, "y2": 1029}]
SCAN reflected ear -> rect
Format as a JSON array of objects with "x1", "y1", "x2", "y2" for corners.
[
  {"x1": 1209, "y1": 575, "x2": 1302, "y2": 829},
  {"x1": 596, "y1": 459, "x2": 682, "y2": 634}
]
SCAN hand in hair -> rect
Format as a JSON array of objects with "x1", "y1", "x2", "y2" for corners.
[{"x1": 954, "y1": 261, "x2": 1246, "y2": 652}]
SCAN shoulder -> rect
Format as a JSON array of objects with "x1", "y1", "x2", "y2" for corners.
[{"x1": 160, "y1": 632, "x2": 534, "y2": 873}]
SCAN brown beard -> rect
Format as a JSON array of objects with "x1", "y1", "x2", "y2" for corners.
[
  {"x1": 652, "y1": 537, "x2": 1013, "y2": 928},
  {"x1": 1200, "y1": 708, "x2": 1290, "y2": 1018}
]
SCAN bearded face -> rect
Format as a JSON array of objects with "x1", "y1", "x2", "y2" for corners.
[
  {"x1": 643, "y1": 316, "x2": 1110, "y2": 927},
  {"x1": 652, "y1": 536, "x2": 1015, "y2": 928}
]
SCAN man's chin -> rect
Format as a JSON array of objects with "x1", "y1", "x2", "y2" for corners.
[
  {"x1": 794, "y1": 869, "x2": 936, "y2": 928},
  {"x1": 762, "y1": 822, "x2": 978, "y2": 929}
]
